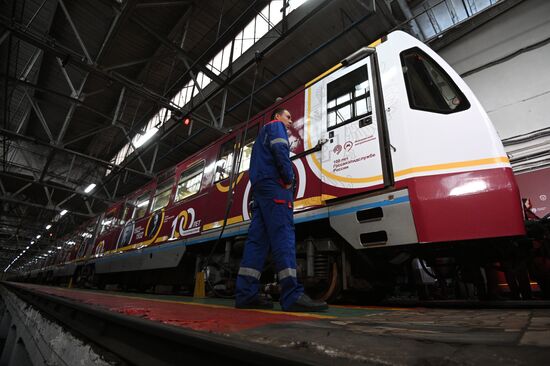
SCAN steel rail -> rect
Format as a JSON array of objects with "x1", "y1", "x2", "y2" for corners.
[{"x1": 2, "y1": 282, "x2": 324, "y2": 366}]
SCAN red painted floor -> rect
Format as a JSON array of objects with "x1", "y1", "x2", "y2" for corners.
[
  {"x1": 9, "y1": 283, "x2": 550, "y2": 365},
  {"x1": 16, "y1": 283, "x2": 313, "y2": 333}
]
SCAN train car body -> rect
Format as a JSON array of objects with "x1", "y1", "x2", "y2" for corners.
[{"x1": 34, "y1": 31, "x2": 525, "y2": 299}]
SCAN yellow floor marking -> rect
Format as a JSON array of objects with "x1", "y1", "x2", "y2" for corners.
[{"x1": 39, "y1": 286, "x2": 335, "y2": 319}]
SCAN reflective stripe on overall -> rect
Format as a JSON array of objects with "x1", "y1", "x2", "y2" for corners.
[{"x1": 235, "y1": 179, "x2": 303, "y2": 310}]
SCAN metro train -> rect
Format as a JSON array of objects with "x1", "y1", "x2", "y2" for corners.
[{"x1": 19, "y1": 31, "x2": 529, "y2": 301}]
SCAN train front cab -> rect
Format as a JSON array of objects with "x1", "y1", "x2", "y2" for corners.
[{"x1": 307, "y1": 31, "x2": 525, "y2": 255}]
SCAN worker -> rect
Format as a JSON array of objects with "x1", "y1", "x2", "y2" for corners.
[{"x1": 235, "y1": 108, "x2": 328, "y2": 312}]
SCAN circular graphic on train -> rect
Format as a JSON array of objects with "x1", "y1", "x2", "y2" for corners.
[
  {"x1": 117, "y1": 221, "x2": 135, "y2": 249},
  {"x1": 146, "y1": 211, "x2": 162, "y2": 239}
]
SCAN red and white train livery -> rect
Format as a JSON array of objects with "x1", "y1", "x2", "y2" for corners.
[{"x1": 27, "y1": 31, "x2": 525, "y2": 299}]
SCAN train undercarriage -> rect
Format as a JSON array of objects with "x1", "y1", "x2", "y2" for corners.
[{"x1": 35, "y1": 215, "x2": 550, "y2": 304}]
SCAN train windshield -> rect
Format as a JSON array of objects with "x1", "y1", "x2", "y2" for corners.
[{"x1": 401, "y1": 48, "x2": 470, "y2": 114}]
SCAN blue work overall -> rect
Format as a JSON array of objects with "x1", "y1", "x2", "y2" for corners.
[{"x1": 235, "y1": 120, "x2": 304, "y2": 310}]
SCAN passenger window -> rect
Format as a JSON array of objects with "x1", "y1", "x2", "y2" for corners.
[
  {"x1": 176, "y1": 162, "x2": 205, "y2": 202},
  {"x1": 121, "y1": 203, "x2": 134, "y2": 223},
  {"x1": 215, "y1": 139, "x2": 235, "y2": 182},
  {"x1": 401, "y1": 48, "x2": 470, "y2": 114},
  {"x1": 133, "y1": 191, "x2": 151, "y2": 220},
  {"x1": 100, "y1": 211, "x2": 117, "y2": 234},
  {"x1": 151, "y1": 180, "x2": 173, "y2": 212},
  {"x1": 238, "y1": 125, "x2": 259, "y2": 173},
  {"x1": 327, "y1": 65, "x2": 372, "y2": 130}
]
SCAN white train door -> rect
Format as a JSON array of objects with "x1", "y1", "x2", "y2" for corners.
[{"x1": 305, "y1": 56, "x2": 392, "y2": 197}]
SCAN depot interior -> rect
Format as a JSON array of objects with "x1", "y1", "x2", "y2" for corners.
[{"x1": 2, "y1": 0, "x2": 550, "y2": 298}]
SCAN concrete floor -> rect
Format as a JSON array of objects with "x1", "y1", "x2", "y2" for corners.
[{"x1": 9, "y1": 284, "x2": 550, "y2": 365}]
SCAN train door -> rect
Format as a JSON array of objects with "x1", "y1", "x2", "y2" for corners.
[{"x1": 306, "y1": 55, "x2": 392, "y2": 199}]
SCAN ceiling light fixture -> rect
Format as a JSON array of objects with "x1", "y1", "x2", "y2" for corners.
[{"x1": 84, "y1": 183, "x2": 96, "y2": 193}]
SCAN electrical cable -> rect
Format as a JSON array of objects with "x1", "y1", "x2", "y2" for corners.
[{"x1": 201, "y1": 52, "x2": 262, "y2": 298}]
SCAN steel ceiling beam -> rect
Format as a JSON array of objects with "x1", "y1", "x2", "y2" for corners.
[
  {"x1": 131, "y1": 16, "x2": 229, "y2": 90},
  {"x1": 0, "y1": 30, "x2": 9, "y2": 45},
  {"x1": 92, "y1": 1, "x2": 260, "y2": 156},
  {"x1": 56, "y1": 57, "x2": 77, "y2": 96},
  {"x1": 3, "y1": 151, "x2": 78, "y2": 185},
  {"x1": 2, "y1": 78, "x2": 166, "y2": 187},
  {"x1": 0, "y1": 128, "x2": 152, "y2": 178},
  {"x1": 127, "y1": 9, "x2": 228, "y2": 128},
  {"x1": 63, "y1": 125, "x2": 115, "y2": 146},
  {"x1": 23, "y1": 90, "x2": 54, "y2": 143},
  {"x1": 135, "y1": 1, "x2": 192, "y2": 9},
  {"x1": 52, "y1": 0, "x2": 138, "y2": 147},
  {"x1": 2, "y1": 75, "x2": 133, "y2": 141},
  {"x1": 12, "y1": 182, "x2": 32, "y2": 196},
  {"x1": 103, "y1": 57, "x2": 153, "y2": 72},
  {"x1": 24, "y1": 0, "x2": 49, "y2": 30},
  {"x1": 58, "y1": 0, "x2": 93, "y2": 63},
  {"x1": 1, "y1": 4, "x2": 230, "y2": 157},
  {"x1": 0, "y1": 15, "x2": 177, "y2": 116},
  {"x1": 0, "y1": 171, "x2": 112, "y2": 206},
  {"x1": 19, "y1": 49, "x2": 42, "y2": 81},
  {"x1": 167, "y1": 0, "x2": 270, "y2": 96},
  {"x1": 5, "y1": 2, "x2": 138, "y2": 208},
  {"x1": 167, "y1": 0, "x2": 337, "y2": 124},
  {"x1": 117, "y1": 125, "x2": 149, "y2": 173},
  {"x1": 0, "y1": 194, "x2": 93, "y2": 218}
]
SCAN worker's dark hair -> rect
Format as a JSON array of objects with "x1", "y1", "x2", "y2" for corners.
[{"x1": 271, "y1": 108, "x2": 287, "y2": 121}]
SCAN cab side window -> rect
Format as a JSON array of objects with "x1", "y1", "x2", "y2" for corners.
[
  {"x1": 215, "y1": 139, "x2": 235, "y2": 182},
  {"x1": 176, "y1": 162, "x2": 205, "y2": 202},
  {"x1": 327, "y1": 65, "x2": 372, "y2": 130},
  {"x1": 133, "y1": 191, "x2": 151, "y2": 220},
  {"x1": 151, "y1": 180, "x2": 173, "y2": 212},
  {"x1": 401, "y1": 48, "x2": 470, "y2": 114},
  {"x1": 238, "y1": 125, "x2": 259, "y2": 173}
]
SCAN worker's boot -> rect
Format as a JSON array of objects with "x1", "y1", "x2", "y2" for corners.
[{"x1": 286, "y1": 294, "x2": 328, "y2": 312}]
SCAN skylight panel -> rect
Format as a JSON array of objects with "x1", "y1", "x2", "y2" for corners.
[{"x1": 106, "y1": 0, "x2": 309, "y2": 175}]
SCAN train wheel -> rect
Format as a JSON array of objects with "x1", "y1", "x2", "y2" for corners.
[
  {"x1": 319, "y1": 262, "x2": 341, "y2": 301},
  {"x1": 307, "y1": 262, "x2": 342, "y2": 302}
]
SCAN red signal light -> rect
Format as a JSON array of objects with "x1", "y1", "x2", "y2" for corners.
[{"x1": 183, "y1": 118, "x2": 190, "y2": 126}]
